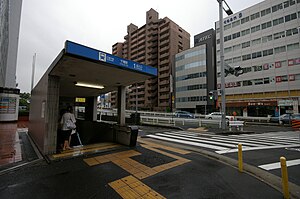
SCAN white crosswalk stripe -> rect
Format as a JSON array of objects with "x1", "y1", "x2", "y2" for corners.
[{"x1": 146, "y1": 131, "x2": 300, "y2": 154}]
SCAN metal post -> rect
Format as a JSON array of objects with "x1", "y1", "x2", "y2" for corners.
[
  {"x1": 219, "y1": 0, "x2": 226, "y2": 130},
  {"x1": 238, "y1": 143, "x2": 243, "y2": 172},
  {"x1": 135, "y1": 84, "x2": 138, "y2": 113},
  {"x1": 280, "y1": 157, "x2": 289, "y2": 199},
  {"x1": 31, "y1": 53, "x2": 36, "y2": 91}
]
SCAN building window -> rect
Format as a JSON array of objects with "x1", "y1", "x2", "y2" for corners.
[
  {"x1": 232, "y1": 44, "x2": 241, "y2": 51},
  {"x1": 241, "y1": 16, "x2": 249, "y2": 24},
  {"x1": 232, "y1": 20, "x2": 240, "y2": 28},
  {"x1": 261, "y1": 8, "x2": 271, "y2": 17},
  {"x1": 232, "y1": 32, "x2": 240, "y2": 39},
  {"x1": 233, "y1": 56, "x2": 241, "y2": 63},
  {"x1": 286, "y1": 28, "x2": 299, "y2": 36},
  {"x1": 285, "y1": 13, "x2": 297, "y2": 22},
  {"x1": 225, "y1": 58, "x2": 233, "y2": 64},
  {"x1": 262, "y1": 49, "x2": 273, "y2": 56},
  {"x1": 243, "y1": 67, "x2": 252, "y2": 74},
  {"x1": 243, "y1": 80, "x2": 253, "y2": 86},
  {"x1": 224, "y1": 47, "x2": 232, "y2": 54},
  {"x1": 262, "y1": 35, "x2": 273, "y2": 43},
  {"x1": 264, "y1": 78, "x2": 270, "y2": 84},
  {"x1": 242, "y1": 54, "x2": 251, "y2": 61},
  {"x1": 250, "y1": 12, "x2": 260, "y2": 20},
  {"x1": 272, "y1": 3, "x2": 283, "y2": 12},
  {"x1": 274, "y1": 46, "x2": 286, "y2": 54},
  {"x1": 252, "y1": 51, "x2": 262, "y2": 59},
  {"x1": 251, "y1": 25, "x2": 260, "y2": 33},
  {"x1": 224, "y1": 35, "x2": 232, "y2": 42},
  {"x1": 287, "y1": 43, "x2": 299, "y2": 51},
  {"x1": 261, "y1": 21, "x2": 272, "y2": 29},
  {"x1": 273, "y1": 17, "x2": 284, "y2": 26},
  {"x1": 284, "y1": 0, "x2": 296, "y2": 8},
  {"x1": 252, "y1": 38, "x2": 261, "y2": 46},
  {"x1": 242, "y1": 41, "x2": 250, "y2": 48},
  {"x1": 274, "y1": 31, "x2": 285, "y2": 40},
  {"x1": 224, "y1": 24, "x2": 231, "y2": 31},
  {"x1": 241, "y1": 29, "x2": 250, "y2": 36}
]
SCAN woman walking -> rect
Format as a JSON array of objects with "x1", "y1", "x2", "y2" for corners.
[{"x1": 60, "y1": 106, "x2": 76, "y2": 150}]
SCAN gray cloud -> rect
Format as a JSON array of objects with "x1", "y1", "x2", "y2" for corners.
[{"x1": 16, "y1": 0, "x2": 263, "y2": 92}]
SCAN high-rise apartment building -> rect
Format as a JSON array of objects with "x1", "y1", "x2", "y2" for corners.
[
  {"x1": 0, "y1": 0, "x2": 22, "y2": 121},
  {"x1": 175, "y1": 29, "x2": 216, "y2": 114},
  {"x1": 215, "y1": 0, "x2": 300, "y2": 117},
  {"x1": 112, "y1": 8, "x2": 190, "y2": 111}
]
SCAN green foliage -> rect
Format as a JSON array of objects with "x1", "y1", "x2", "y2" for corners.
[{"x1": 19, "y1": 92, "x2": 31, "y2": 111}]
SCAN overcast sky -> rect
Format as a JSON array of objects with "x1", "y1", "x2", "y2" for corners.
[{"x1": 16, "y1": 0, "x2": 263, "y2": 93}]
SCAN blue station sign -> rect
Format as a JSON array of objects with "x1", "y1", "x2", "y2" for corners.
[{"x1": 65, "y1": 41, "x2": 157, "y2": 76}]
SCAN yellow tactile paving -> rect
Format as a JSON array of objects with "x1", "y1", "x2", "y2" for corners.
[
  {"x1": 83, "y1": 139, "x2": 191, "y2": 199},
  {"x1": 138, "y1": 139, "x2": 191, "y2": 155},
  {"x1": 94, "y1": 155, "x2": 110, "y2": 164},
  {"x1": 51, "y1": 142, "x2": 121, "y2": 159},
  {"x1": 83, "y1": 157, "x2": 99, "y2": 166},
  {"x1": 109, "y1": 175, "x2": 166, "y2": 199}
]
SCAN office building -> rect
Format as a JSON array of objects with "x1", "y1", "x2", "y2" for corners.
[
  {"x1": 112, "y1": 8, "x2": 190, "y2": 111},
  {"x1": 175, "y1": 29, "x2": 216, "y2": 114},
  {"x1": 215, "y1": 0, "x2": 300, "y2": 116},
  {"x1": 0, "y1": 0, "x2": 22, "y2": 121}
]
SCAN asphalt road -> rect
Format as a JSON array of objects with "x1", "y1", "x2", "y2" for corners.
[{"x1": 0, "y1": 138, "x2": 283, "y2": 199}]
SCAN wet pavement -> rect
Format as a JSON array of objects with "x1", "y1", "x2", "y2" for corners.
[{"x1": 0, "y1": 122, "x2": 294, "y2": 198}]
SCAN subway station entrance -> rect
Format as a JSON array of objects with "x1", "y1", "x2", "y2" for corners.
[{"x1": 29, "y1": 41, "x2": 157, "y2": 155}]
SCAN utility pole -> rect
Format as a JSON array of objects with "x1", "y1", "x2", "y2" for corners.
[
  {"x1": 31, "y1": 53, "x2": 36, "y2": 91},
  {"x1": 218, "y1": 0, "x2": 233, "y2": 130}
]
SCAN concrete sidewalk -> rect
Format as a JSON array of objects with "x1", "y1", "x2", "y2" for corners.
[{"x1": 0, "y1": 122, "x2": 40, "y2": 172}]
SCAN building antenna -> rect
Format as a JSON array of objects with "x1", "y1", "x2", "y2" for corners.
[{"x1": 31, "y1": 53, "x2": 36, "y2": 91}]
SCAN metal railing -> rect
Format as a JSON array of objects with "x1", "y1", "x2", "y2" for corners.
[{"x1": 97, "y1": 109, "x2": 270, "y2": 127}]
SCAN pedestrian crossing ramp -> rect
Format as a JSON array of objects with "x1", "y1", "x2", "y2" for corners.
[{"x1": 145, "y1": 131, "x2": 300, "y2": 154}]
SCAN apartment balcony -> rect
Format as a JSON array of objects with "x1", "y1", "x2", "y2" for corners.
[
  {"x1": 147, "y1": 60, "x2": 158, "y2": 66},
  {"x1": 159, "y1": 66, "x2": 169, "y2": 73},
  {"x1": 159, "y1": 46, "x2": 169, "y2": 52},
  {"x1": 160, "y1": 59, "x2": 169, "y2": 65},
  {"x1": 160, "y1": 32, "x2": 170, "y2": 40},
  {"x1": 160, "y1": 52, "x2": 169, "y2": 59},
  {"x1": 147, "y1": 85, "x2": 157, "y2": 92},
  {"x1": 159, "y1": 87, "x2": 169, "y2": 93},
  {"x1": 159, "y1": 79, "x2": 170, "y2": 85},
  {"x1": 160, "y1": 39, "x2": 169, "y2": 46},
  {"x1": 159, "y1": 94, "x2": 170, "y2": 100},
  {"x1": 160, "y1": 26, "x2": 169, "y2": 33},
  {"x1": 159, "y1": 72, "x2": 169, "y2": 79}
]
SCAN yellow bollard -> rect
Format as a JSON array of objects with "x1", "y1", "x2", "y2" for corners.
[
  {"x1": 238, "y1": 143, "x2": 243, "y2": 172},
  {"x1": 280, "y1": 157, "x2": 290, "y2": 199}
]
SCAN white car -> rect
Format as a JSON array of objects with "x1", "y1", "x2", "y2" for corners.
[{"x1": 205, "y1": 112, "x2": 234, "y2": 121}]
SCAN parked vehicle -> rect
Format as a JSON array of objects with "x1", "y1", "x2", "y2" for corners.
[
  {"x1": 174, "y1": 111, "x2": 195, "y2": 118},
  {"x1": 269, "y1": 113, "x2": 300, "y2": 124},
  {"x1": 205, "y1": 112, "x2": 234, "y2": 121}
]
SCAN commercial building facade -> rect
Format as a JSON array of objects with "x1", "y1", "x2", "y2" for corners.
[
  {"x1": 112, "y1": 8, "x2": 190, "y2": 111},
  {"x1": 0, "y1": 0, "x2": 22, "y2": 121},
  {"x1": 175, "y1": 29, "x2": 216, "y2": 114},
  {"x1": 215, "y1": 0, "x2": 300, "y2": 116}
]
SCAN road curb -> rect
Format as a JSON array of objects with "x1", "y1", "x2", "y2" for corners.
[{"x1": 142, "y1": 137, "x2": 300, "y2": 199}]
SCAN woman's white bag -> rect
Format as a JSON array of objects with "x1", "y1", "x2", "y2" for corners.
[{"x1": 66, "y1": 119, "x2": 76, "y2": 130}]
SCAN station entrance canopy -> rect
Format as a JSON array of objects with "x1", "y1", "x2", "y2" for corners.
[
  {"x1": 51, "y1": 41, "x2": 157, "y2": 97},
  {"x1": 29, "y1": 41, "x2": 157, "y2": 155}
]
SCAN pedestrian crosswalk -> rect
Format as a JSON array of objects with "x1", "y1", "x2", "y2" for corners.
[{"x1": 146, "y1": 131, "x2": 300, "y2": 154}]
